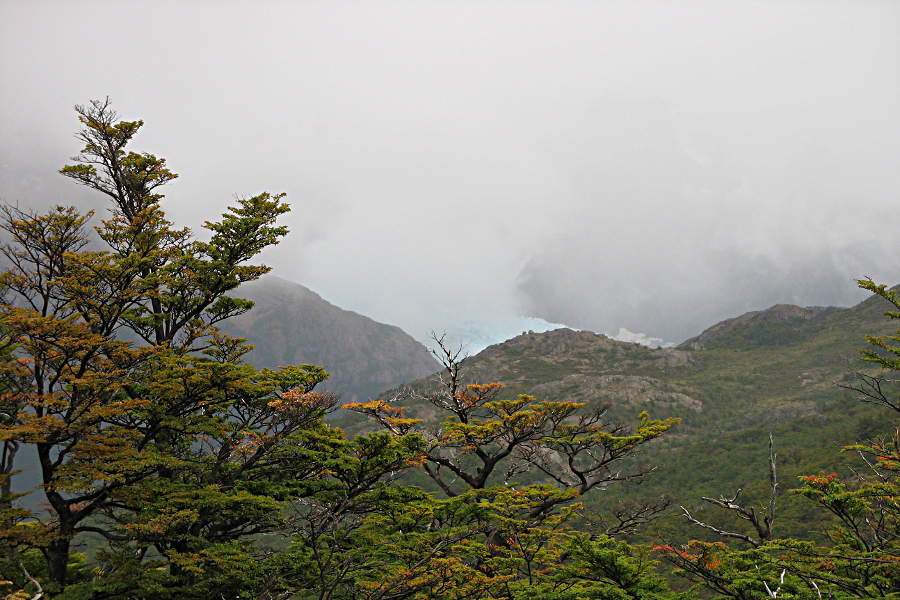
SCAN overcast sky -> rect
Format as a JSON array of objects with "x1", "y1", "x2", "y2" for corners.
[{"x1": 2, "y1": 0, "x2": 899, "y2": 343}]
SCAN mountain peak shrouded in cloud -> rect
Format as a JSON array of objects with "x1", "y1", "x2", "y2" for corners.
[
  {"x1": 430, "y1": 318, "x2": 674, "y2": 355},
  {"x1": 2, "y1": 1, "x2": 898, "y2": 341}
]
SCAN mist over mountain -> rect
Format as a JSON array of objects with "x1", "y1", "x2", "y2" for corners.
[
  {"x1": 433, "y1": 316, "x2": 676, "y2": 356},
  {"x1": 430, "y1": 316, "x2": 569, "y2": 356},
  {"x1": 510, "y1": 95, "x2": 900, "y2": 343},
  {"x1": 2, "y1": 1, "x2": 898, "y2": 348},
  {"x1": 518, "y1": 208, "x2": 900, "y2": 342}
]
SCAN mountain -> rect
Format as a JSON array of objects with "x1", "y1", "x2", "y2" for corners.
[
  {"x1": 220, "y1": 276, "x2": 439, "y2": 402},
  {"x1": 677, "y1": 304, "x2": 841, "y2": 350},
  {"x1": 366, "y1": 289, "x2": 899, "y2": 540}
]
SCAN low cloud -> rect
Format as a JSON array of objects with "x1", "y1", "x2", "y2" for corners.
[{"x1": 2, "y1": 1, "x2": 898, "y2": 342}]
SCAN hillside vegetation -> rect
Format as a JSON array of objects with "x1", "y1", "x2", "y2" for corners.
[{"x1": 365, "y1": 291, "x2": 897, "y2": 542}]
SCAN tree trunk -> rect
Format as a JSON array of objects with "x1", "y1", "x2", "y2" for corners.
[
  {"x1": 46, "y1": 530, "x2": 72, "y2": 586},
  {"x1": 0, "y1": 440, "x2": 18, "y2": 560}
]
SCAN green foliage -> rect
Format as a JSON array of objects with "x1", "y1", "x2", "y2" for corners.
[
  {"x1": 858, "y1": 279, "x2": 900, "y2": 371},
  {"x1": 332, "y1": 338, "x2": 682, "y2": 600},
  {"x1": 656, "y1": 279, "x2": 900, "y2": 598},
  {"x1": 519, "y1": 534, "x2": 693, "y2": 600}
]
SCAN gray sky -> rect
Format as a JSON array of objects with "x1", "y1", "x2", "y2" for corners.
[{"x1": 2, "y1": 0, "x2": 899, "y2": 343}]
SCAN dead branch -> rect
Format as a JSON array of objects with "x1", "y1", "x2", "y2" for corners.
[
  {"x1": 681, "y1": 434, "x2": 778, "y2": 546},
  {"x1": 20, "y1": 560, "x2": 43, "y2": 600},
  {"x1": 838, "y1": 372, "x2": 900, "y2": 413},
  {"x1": 680, "y1": 504, "x2": 760, "y2": 547}
]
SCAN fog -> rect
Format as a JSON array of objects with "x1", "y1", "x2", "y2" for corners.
[{"x1": 2, "y1": 0, "x2": 898, "y2": 344}]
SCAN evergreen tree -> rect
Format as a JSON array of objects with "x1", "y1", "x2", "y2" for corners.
[
  {"x1": 340, "y1": 335, "x2": 680, "y2": 599},
  {"x1": 0, "y1": 100, "x2": 426, "y2": 598}
]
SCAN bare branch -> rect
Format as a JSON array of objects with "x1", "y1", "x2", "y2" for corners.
[
  {"x1": 838, "y1": 372, "x2": 900, "y2": 413},
  {"x1": 768, "y1": 433, "x2": 778, "y2": 535},
  {"x1": 682, "y1": 434, "x2": 778, "y2": 546},
  {"x1": 680, "y1": 505, "x2": 760, "y2": 547},
  {"x1": 20, "y1": 560, "x2": 44, "y2": 600}
]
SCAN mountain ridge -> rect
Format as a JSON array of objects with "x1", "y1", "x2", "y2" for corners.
[{"x1": 220, "y1": 275, "x2": 439, "y2": 402}]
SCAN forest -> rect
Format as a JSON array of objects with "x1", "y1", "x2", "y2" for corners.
[{"x1": 0, "y1": 102, "x2": 897, "y2": 600}]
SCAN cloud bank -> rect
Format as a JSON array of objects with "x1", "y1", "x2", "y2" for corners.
[{"x1": 2, "y1": 1, "x2": 898, "y2": 343}]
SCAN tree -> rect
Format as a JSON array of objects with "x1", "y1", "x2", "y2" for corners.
[
  {"x1": 348, "y1": 335, "x2": 676, "y2": 505},
  {"x1": 0, "y1": 314, "x2": 29, "y2": 561},
  {"x1": 343, "y1": 334, "x2": 679, "y2": 599},
  {"x1": 0, "y1": 98, "x2": 299, "y2": 592}
]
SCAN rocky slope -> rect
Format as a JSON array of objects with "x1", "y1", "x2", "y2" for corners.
[
  {"x1": 367, "y1": 289, "x2": 899, "y2": 540},
  {"x1": 221, "y1": 276, "x2": 438, "y2": 402}
]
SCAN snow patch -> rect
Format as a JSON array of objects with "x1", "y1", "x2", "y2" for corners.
[{"x1": 609, "y1": 328, "x2": 674, "y2": 348}]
